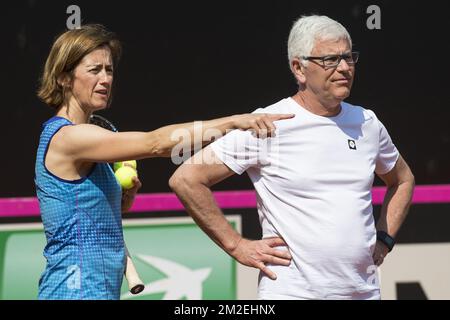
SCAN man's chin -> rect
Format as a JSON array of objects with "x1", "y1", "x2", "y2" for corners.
[{"x1": 333, "y1": 89, "x2": 351, "y2": 100}]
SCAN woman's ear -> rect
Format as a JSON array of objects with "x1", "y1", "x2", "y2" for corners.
[{"x1": 57, "y1": 73, "x2": 71, "y2": 88}]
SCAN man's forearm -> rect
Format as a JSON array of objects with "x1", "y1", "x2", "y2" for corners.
[
  {"x1": 172, "y1": 179, "x2": 242, "y2": 254},
  {"x1": 377, "y1": 179, "x2": 415, "y2": 237}
]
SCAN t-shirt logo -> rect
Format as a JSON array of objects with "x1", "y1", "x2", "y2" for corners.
[{"x1": 348, "y1": 139, "x2": 357, "y2": 150}]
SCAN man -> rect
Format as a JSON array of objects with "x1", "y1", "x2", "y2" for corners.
[{"x1": 169, "y1": 15, "x2": 415, "y2": 299}]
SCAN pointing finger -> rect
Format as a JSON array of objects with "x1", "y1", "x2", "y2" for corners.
[{"x1": 270, "y1": 113, "x2": 295, "y2": 120}]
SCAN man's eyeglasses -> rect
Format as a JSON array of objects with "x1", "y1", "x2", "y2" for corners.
[{"x1": 302, "y1": 51, "x2": 359, "y2": 68}]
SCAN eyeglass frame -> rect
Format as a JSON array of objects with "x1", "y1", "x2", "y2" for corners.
[{"x1": 301, "y1": 51, "x2": 360, "y2": 69}]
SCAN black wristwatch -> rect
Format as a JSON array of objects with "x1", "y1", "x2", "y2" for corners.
[{"x1": 377, "y1": 231, "x2": 395, "y2": 252}]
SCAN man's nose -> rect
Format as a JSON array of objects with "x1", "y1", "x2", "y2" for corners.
[{"x1": 336, "y1": 58, "x2": 351, "y2": 71}]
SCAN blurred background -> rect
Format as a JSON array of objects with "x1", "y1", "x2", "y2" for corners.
[{"x1": 0, "y1": 0, "x2": 449, "y2": 300}]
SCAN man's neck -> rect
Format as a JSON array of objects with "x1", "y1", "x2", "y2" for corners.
[{"x1": 292, "y1": 91, "x2": 342, "y2": 117}]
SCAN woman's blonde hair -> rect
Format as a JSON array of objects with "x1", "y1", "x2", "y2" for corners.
[{"x1": 37, "y1": 24, "x2": 122, "y2": 109}]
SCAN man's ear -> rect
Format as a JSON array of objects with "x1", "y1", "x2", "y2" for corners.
[{"x1": 291, "y1": 58, "x2": 306, "y2": 85}]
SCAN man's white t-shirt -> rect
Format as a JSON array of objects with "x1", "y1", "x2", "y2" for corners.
[{"x1": 210, "y1": 97, "x2": 399, "y2": 300}]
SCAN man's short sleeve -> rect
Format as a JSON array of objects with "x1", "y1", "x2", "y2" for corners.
[
  {"x1": 375, "y1": 119, "x2": 400, "y2": 175},
  {"x1": 210, "y1": 129, "x2": 262, "y2": 175}
]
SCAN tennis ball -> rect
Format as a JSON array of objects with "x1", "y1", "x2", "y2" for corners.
[
  {"x1": 113, "y1": 160, "x2": 137, "y2": 172},
  {"x1": 115, "y1": 166, "x2": 138, "y2": 189}
]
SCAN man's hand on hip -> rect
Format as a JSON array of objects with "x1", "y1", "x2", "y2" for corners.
[
  {"x1": 373, "y1": 241, "x2": 389, "y2": 266},
  {"x1": 230, "y1": 237, "x2": 292, "y2": 280}
]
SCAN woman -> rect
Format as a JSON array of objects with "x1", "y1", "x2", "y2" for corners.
[{"x1": 35, "y1": 24, "x2": 293, "y2": 300}]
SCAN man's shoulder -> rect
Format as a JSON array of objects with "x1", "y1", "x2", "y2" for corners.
[
  {"x1": 251, "y1": 97, "x2": 294, "y2": 114},
  {"x1": 342, "y1": 101, "x2": 379, "y2": 122},
  {"x1": 211, "y1": 98, "x2": 292, "y2": 146}
]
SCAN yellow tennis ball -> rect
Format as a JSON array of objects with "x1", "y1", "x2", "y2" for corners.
[
  {"x1": 114, "y1": 166, "x2": 138, "y2": 189},
  {"x1": 113, "y1": 162, "x2": 122, "y2": 172},
  {"x1": 113, "y1": 160, "x2": 137, "y2": 172}
]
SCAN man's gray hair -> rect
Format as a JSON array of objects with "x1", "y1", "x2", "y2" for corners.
[{"x1": 287, "y1": 15, "x2": 352, "y2": 69}]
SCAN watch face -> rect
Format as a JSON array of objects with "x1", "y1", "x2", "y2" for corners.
[
  {"x1": 377, "y1": 231, "x2": 395, "y2": 251},
  {"x1": 385, "y1": 237, "x2": 394, "y2": 247}
]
